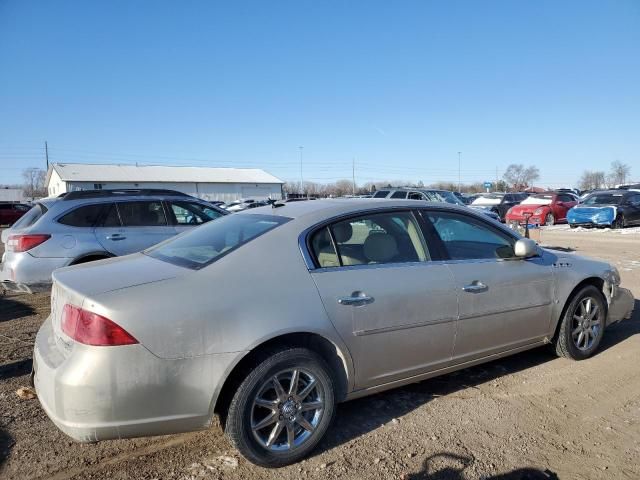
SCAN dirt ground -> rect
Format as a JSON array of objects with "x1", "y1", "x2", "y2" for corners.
[{"x1": 1, "y1": 228, "x2": 639, "y2": 480}]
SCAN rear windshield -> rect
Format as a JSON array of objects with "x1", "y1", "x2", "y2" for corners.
[
  {"x1": 145, "y1": 213, "x2": 289, "y2": 269},
  {"x1": 11, "y1": 203, "x2": 47, "y2": 229},
  {"x1": 582, "y1": 194, "x2": 624, "y2": 206}
]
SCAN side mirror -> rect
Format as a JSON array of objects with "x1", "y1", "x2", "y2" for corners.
[{"x1": 514, "y1": 238, "x2": 538, "y2": 258}]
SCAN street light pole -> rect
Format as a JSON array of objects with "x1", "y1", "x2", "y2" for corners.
[
  {"x1": 457, "y1": 152, "x2": 461, "y2": 192},
  {"x1": 299, "y1": 146, "x2": 304, "y2": 197}
]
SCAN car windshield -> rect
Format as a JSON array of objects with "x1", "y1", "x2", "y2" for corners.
[
  {"x1": 11, "y1": 203, "x2": 47, "y2": 229},
  {"x1": 471, "y1": 195, "x2": 503, "y2": 206},
  {"x1": 582, "y1": 193, "x2": 624, "y2": 206},
  {"x1": 145, "y1": 213, "x2": 289, "y2": 269},
  {"x1": 520, "y1": 195, "x2": 553, "y2": 205},
  {"x1": 430, "y1": 191, "x2": 465, "y2": 206}
]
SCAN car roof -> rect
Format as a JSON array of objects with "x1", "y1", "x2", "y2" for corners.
[{"x1": 239, "y1": 198, "x2": 470, "y2": 224}]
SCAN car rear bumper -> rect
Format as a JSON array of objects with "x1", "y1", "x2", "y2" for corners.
[
  {"x1": 607, "y1": 287, "x2": 635, "y2": 325},
  {"x1": 0, "y1": 251, "x2": 69, "y2": 293},
  {"x1": 33, "y1": 316, "x2": 240, "y2": 442}
]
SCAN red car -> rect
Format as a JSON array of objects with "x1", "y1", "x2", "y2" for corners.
[
  {"x1": 0, "y1": 203, "x2": 31, "y2": 226},
  {"x1": 505, "y1": 192, "x2": 578, "y2": 226}
]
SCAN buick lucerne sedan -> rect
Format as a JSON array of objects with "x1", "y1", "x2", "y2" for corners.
[{"x1": 34, "y1": 199, "x2": 635, "y2": 467}]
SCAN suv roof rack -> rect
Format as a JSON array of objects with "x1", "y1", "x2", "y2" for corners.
[{"x1": 60, "y1": 189, "x2": 192, "y2": 201}]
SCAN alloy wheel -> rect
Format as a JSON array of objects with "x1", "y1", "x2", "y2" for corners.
[
  {"x1": 250, "y1": 368, "x2": 325, "y2": 451},
  {"x1": 571, "y1": 297, "x2": 601, "y2": 351}
]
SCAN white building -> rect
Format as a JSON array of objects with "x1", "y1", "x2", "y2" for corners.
[
  {"x1": 0, "y1": 188, "x2": 26, "y2": 203},
  {"x1": 46, "y1": 163, "x2": 284, "y2": 203}
]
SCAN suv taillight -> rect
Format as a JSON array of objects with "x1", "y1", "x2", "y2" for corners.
[
  {"x1": 61, "y1": 304, "x2": 138, "y2": 346},
  {"x1": 7, "y1": 234, "x2": 51, "y2": 253}
]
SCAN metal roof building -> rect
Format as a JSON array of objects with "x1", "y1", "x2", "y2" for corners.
[{"x1": 46, "y1": 163, "x2": 284, "y2": 202}]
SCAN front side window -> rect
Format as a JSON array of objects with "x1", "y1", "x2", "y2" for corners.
[
  {"x1": 310, "y1": 211, "x2": 429, "y2": 268},
  {"x1": 117, "y1": 201, "x2": 167, "y2": 226},
  {"x1": 169, "y1": 201, "x2": 222, "y2": 225},
  {"x1": 426, "y1": 211, "x2": 515, "y2": 260},
  {"x1": 146, "y1": 213, "x2": 288, "y2": 269},
  {"x1": 390, "y1": 191, "x2": 407, "y2": 199},
  {"x1": 58, "y1": 204, "x2": 106, "y2": 227}
]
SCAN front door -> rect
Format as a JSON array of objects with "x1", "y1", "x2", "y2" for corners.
[
  {"x1": 422, "y1": 209, "x2": 554, "y2": 362},
  {"x1": 308, "y1": 210, "x2": 458, "y2": 389}
]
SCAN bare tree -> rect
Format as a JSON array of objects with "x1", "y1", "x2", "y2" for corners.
[
  {"x1": 503, "y1": 164, "x2": 540, "y2": 190},
  {"x1": 22, "y1": 167, "x2": 47, "y2": 200},
  {"x1": 608, "y1": 161, "x2": 631, "y2": 187},
  {"x1": 578, "y1": 170, "x2": 606, "y2": 191}
]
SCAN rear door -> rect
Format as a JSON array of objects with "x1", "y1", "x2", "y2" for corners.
[
  {"x1": 422, "y1": 209, "x2": 553, "y2": 362},
  {"x1": 624, "y1": 194, "x2": 640, "y2": 224},
  {"x1": 308, "y1": 209, "x2": 458, "y2": 389},
  {"x1": 94, "y1": 200, "x2": 174, "y2": 255}
]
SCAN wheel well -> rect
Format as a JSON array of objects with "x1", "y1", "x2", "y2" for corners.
[
  {"x1": 552, "y1": 277, "x2": 606, "y2": 340},
  {"x1": 69, "y1": 253, "x2": 112, "y2": 265},
  {"x1": 214, "y1": 332, "x2": 350, "y2": 424}
]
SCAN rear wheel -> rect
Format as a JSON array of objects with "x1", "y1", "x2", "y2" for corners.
[
  {"x1": 545, "y1": 213, "x2": 555, "y2": 226},
  {"x1": 612, "y1": 215, "x2": 625, "y2": 229},
  {"x1": 554, "y1": 285, "x2": 606, "y2": 360},
  {"x1": 225, "y1": 348, "x2": 335, "y2": 467}
]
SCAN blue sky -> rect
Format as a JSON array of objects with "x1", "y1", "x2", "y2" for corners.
[{"x1": 1, "y1": 0, "x2": 638, "y2": 188}]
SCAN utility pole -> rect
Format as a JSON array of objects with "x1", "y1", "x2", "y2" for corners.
[
  {"x1": 457, "y1": 152, "x2": 461, "y2": 192},
  {"x1": 45, "y1": 141, "x2": 49, "y2": 170},
  {"x1": 352, "y1": 157, "x2": 356, "y2": 196},
  {"x1": 298, "y1": 146, "x2": 304, "y2": 197}
]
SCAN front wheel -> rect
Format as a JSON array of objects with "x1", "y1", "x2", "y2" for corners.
[
  {"x1": 554, "y1": 285, "x2": 606, "y2": 360},
  {"x1": 225, "y1": 348, "x2": 335, "y2": 467}
]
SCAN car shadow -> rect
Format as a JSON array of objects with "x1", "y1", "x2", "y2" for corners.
[
  {"x1": 0, "y1": 359, "x2": 33, "y2": 381},
  {"x1": 0, "y1": 427, "x2": 14, "y2": 469},
  {"x1": 315, "y1": 298, "x2": 640, "y2": 456},
  {"x1": 404, "y1": 452, "x2": 558, "y2": 479},
  {"x1": 0, "y1": 296, "x2": 35, "y2": 322}
]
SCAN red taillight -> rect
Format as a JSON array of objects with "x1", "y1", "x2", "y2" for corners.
[
  {"x1": 7, "y1": 234, "x2": 51, "y2": 253},
  {"x1": 61, "y1": 304, "x2": 138, "y2": 346}
]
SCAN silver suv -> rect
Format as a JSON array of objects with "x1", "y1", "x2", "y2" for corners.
[{"x1": 0, "y1": 189, "x2": 226, "y2": 293}]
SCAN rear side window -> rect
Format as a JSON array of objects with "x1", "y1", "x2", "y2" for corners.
[
  {"x1": 117, "y1": 201, "x2": 167, "y2": 226},
  {"x1": 146, "y1": 213, "x2": 289, "y2": 269},
  {"x1": 310, "y1": 211, "x2": 429, "y2": 268},
  {"x1": 373, "y1": 191, "x2": 390, "y2": 198},
  {"x1": 390, "y1": 191, "x2": 407, "y2": 199},
  {"x1": 12, "y1": 203, "x2": 47, "y2": 228},
  {"x1": 58, "y1": 204, "x2": 106, "y2": 227}
]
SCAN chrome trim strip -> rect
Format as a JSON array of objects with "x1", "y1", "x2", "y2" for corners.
[
  {"x1": 458, "y1": 300, "x2": 552, "y2": 321},
  {"x1": 353, "y1": 316, "x2": 457, "y2": 336}
]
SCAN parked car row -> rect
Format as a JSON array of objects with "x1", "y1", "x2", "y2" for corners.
[
  {"x1": 0, "y1": 202, "x2": 31, "y2": 226},
  {"x1": 567, "y1": 189, "x2": 640, "y2": 228},
  {"x1": 31, "y1": 198, "x2": 635, "y2": 467}
]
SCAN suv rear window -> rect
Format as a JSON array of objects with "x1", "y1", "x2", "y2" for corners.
[
  {"x1": 146, "y1": 213, "x2": 289, "y2": 269},
  {"x1": 58, "y1": 204, "x2": 106, "y2": 227},
  {"x1": 12, "y1": 203, "x2": 47, "y2": 228}
]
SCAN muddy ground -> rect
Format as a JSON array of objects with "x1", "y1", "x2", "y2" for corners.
[{"x1": 1, "y1": 228, "x2": 639, "y2": 480}]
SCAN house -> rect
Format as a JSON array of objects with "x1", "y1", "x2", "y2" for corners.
[{"x1": 45, "y1": 163, "x2": 284, "y2": 203}]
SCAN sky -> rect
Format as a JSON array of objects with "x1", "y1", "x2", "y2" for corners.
[{"x1": 1, "y1": 0, "x2": 639, "y2": 188}]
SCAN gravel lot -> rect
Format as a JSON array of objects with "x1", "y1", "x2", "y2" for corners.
[{"x1": 1, "y1": 228, "x2": 639, "y2": 480}]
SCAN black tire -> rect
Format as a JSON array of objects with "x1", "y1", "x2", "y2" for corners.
[
  {"x1": 545, "y1": 213, "x2": 555, "y2": 226},
  {"x1": 569, "y1": 224, "x2": 577, "y2": 229},
  {"x1": 225, "y1": 348, "x2": 335, "y2": 467},
  {"x1": 612, "y1": 215, "x2": 625, "y2": 229},
  {"x1": 554, "y1": 285, "x2": 606, "y2": 360}
]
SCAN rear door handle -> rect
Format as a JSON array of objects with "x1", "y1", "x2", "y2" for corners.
[
  {"x1": 462, "y1": 281, "x2": 488, "y2": 293},
  {"x1": 106, "y1": 234, "x2": 126, "y2": 241},
  {"x1": 338, "y1": 291, "x2": 375, "y2": 307}
]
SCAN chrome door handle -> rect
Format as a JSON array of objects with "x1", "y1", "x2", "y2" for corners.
[
  {"x1": 106, "y1": 234, "x2": 126, "y2": 241},
  {"x1": 462, "y1": 281, "x2": 488, "y2": 293},
  {"x1": 338, "y1": 292, "x2": 375, "y2": 307}
]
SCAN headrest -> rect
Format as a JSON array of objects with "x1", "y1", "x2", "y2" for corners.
[
  {"x1": 363, "y1": 233, "x2": 398, "y2": 263},
  {"x1": 332, "y1": 222, "x2": 353, "y2": 243}
]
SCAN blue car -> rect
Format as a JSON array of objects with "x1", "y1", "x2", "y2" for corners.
[{"x1": 567, "y1": 190, "x2": 640, "y2": 228}]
